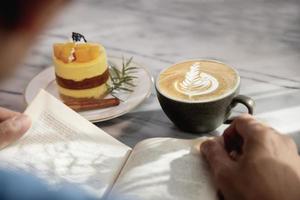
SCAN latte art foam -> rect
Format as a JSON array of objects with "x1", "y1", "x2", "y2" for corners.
[
  {"x1": 174, "y1": 62, "x2": 219, "y2": 97},
  {"x1": 158, "y1": 60, "x2": 239, "y2": 102}
]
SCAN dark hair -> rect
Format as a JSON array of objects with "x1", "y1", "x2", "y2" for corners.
[{"x1": 0, "y1": 0, "x2": 47, "y2": 30}]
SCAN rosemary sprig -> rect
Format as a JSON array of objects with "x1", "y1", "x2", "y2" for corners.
[{"x1": 108, "y1": 56, "x2": 138, "y2": 94}]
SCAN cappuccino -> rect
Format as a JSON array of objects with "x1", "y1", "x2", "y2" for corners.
[{"x1": 157, "y1": 60, "x2": 238, "y2": 102}]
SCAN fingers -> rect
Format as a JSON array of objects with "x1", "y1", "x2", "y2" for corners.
[
  {"x1": 223, "y1": 114, "x2": 255, "y2": 140},
  {"x1": 224, "y1": 114, "x2": 275, "y2": 143},
  {"x1": 0, "y1": 107, "x2": 20, "y2": 122},
  {"x1": 201, "y1": 137, "x2": 235, "y2": 183},
  {"x1": 0, "y1": 114, "x2": 31, "y2": 149},
  {"x1": 223, "y1": 114, "x2": 292, "y2": 160}
]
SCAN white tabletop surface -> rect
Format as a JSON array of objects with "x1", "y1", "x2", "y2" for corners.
[{"x1": 0, "y1": 0, "x2": 299, "y2": 147}]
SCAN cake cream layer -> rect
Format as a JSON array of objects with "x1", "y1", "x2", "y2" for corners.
[
  {"x1": 54, "y1": 47, "x2": 107, "y2": 81},
  {"x1": 58, "y1": 84, "x2": 108, "y2": 98}
]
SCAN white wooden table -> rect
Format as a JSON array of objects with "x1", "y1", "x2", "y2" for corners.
[{"x1": 1, "y1": 0, "x2": 300, "y2": 147}]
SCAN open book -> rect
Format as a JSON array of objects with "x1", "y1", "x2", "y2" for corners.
[{"x1": 0, "y1": 90, "x2": 217, "y2": 200}]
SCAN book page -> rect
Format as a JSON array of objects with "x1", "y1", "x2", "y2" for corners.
[
  {"x1": 0, "y1": 90, "x2": 131, "y2": 198},
  {"x1": 110, "y1": 137, "x2": 217, "y2": 200}
]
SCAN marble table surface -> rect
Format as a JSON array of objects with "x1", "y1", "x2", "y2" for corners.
[{"x1": 0, "y1": 0, "x2": 300, "y2": 148}]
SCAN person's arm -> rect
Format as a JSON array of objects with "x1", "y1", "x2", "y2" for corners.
[
  {"x1": 0, "y1": 107, "x2": 31, "y2": 149},
  {"x1": 201, "y1": 114, "x2": 300, "y2": 200}
]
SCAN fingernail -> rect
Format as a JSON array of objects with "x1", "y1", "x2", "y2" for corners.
[
  {"x1": 12, "y1": 114, "x2": 31, "y2": 131},
  {"x1": 201, "y1": 142, "x2": 209, "y2": 155}
]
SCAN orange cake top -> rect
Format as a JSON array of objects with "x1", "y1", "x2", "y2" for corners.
[{"x1": 53, "y1": 42, "x2": 102, "y2": 64}]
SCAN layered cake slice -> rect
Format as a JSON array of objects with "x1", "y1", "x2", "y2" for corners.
[{"x1": 53, "y1": 34, "x2": 109, "y2": 101}]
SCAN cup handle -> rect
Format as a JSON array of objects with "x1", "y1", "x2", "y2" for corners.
[{"x1": 224, "y1": 95, "x2": 255, "y2": 124}]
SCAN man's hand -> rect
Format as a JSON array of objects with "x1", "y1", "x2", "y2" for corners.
[
  {"x1": 0, "y1": 107, "x2": 31, "y2": 149},
  {"x1": 201, "y1": 114, "x2": 300, "y2": 200}
]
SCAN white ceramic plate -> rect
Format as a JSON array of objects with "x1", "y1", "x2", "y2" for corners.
[{"x1": 24, "y1": 57, "x2": 153, "y2": 122}]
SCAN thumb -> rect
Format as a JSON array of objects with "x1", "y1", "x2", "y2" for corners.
[
  {"x1": 0, "y1": 114, "x2": 31, "y2": 149},
  {"x1": 201, "y1": 137, "x2": 235, "y2": 183}
]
